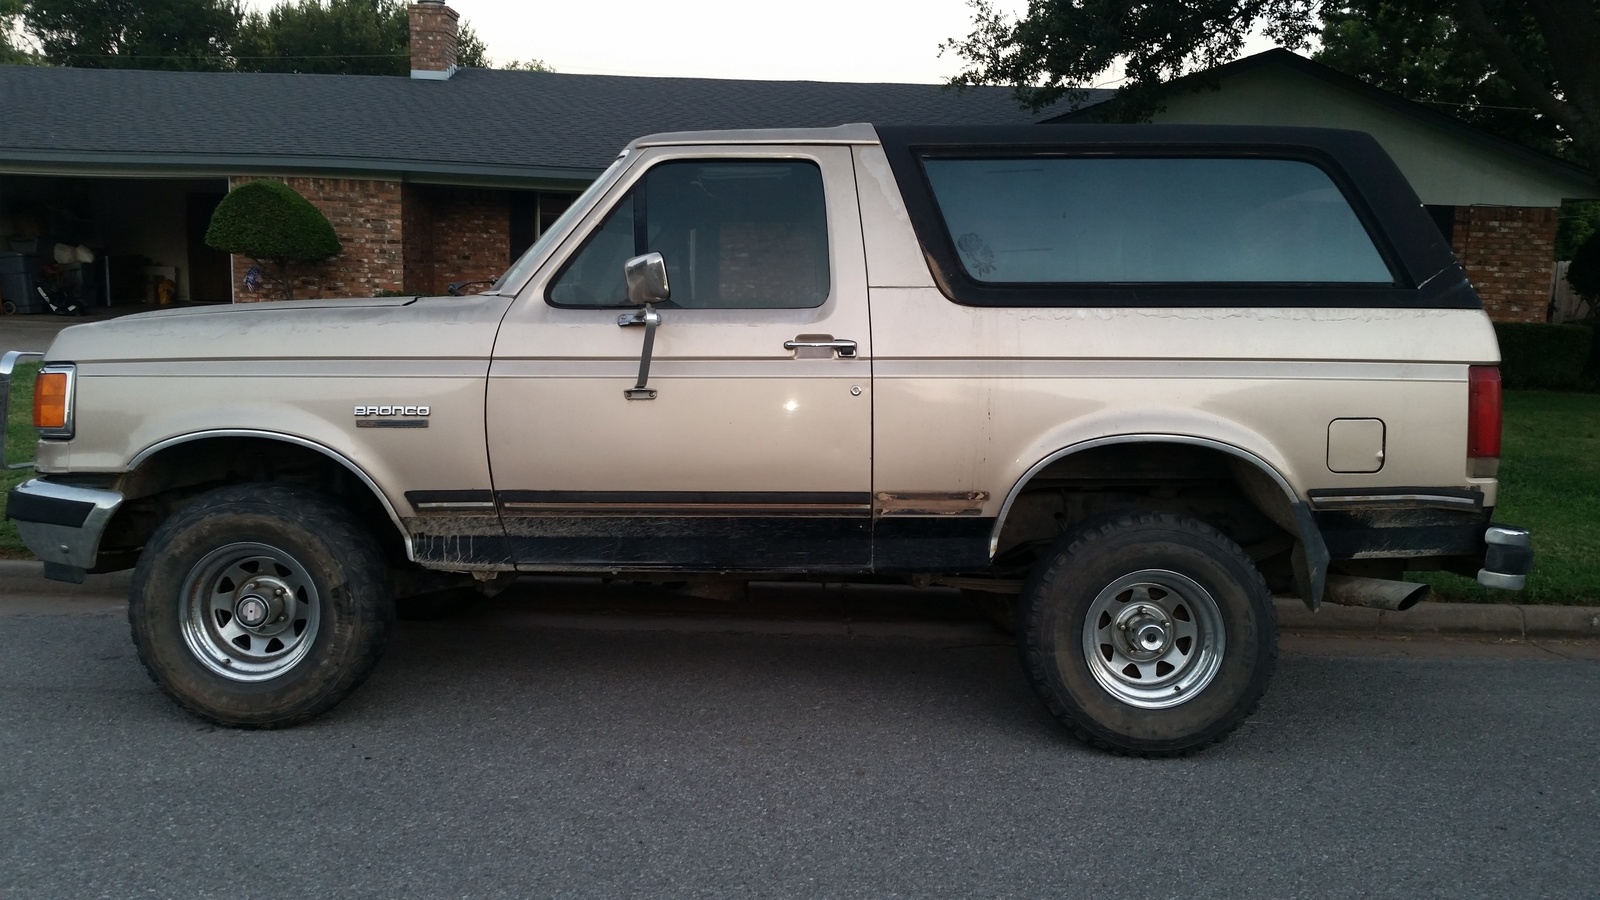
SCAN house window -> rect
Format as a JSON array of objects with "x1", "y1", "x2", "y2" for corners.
[{"x1": 510, "y1": 191, "x2": 579, "y2": 261}]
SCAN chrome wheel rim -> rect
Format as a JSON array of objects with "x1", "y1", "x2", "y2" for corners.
[
  {"x1": 1080, "y1": 569, "x2": 1225, "y2": 709},
  {"x1": 180, "y1": 542, "x2": 321, "y2": 682}
]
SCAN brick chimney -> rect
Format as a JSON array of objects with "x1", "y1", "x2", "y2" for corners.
[{"x1": 409, "y1": 0, "x2": 459, "y2": 80}]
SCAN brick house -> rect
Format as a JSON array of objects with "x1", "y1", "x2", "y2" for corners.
[
  {"x1": 0, "y1": 9, "x2": 1589, "y2": 321},
  {"x1": 0, "y1": 1, "x2": 1064, "y2": 310},
  {"x1": 1051, "y1": 49, "x2": 1599, "y2": 323}
]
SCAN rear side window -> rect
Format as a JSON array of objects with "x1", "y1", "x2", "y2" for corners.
[
  {"x1": 921, "y1": 157, "x2": 1392, "y2": 285},
  {"x1": 548, "y1": 159, "x2": 830, "y2": 309}
]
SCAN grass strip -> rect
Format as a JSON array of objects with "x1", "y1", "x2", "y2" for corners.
[
  {"x1": 1415, "y1": 390, "x2": 1600, "y2": 605},
  {"x1": 1, "y1": 359, "x2": 39, "y2": 556}
]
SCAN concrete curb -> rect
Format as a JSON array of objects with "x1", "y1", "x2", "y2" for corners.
[
  {"x1": 3, "y1": 560, "x2": 1597, "y2": 640},
  {"x1": 1274, "y1": 598, "x2": 1600, "y2": 639}
]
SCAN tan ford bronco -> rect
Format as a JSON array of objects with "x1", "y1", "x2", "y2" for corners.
[{"x1": 4, "y1": 124, "x2": 1533, "y2": 755}]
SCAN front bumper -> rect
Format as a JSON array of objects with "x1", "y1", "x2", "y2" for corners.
[{"x1": 5, "y1": 478, "x2": 123, "y2": 583}]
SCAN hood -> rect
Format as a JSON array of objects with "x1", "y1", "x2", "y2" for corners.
[{"x1": 43, "y1": 295, "x2": 514, "y2": 364}]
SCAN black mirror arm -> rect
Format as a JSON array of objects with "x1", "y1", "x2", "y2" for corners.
[{"x1": 446, "y1": 279, "x2": 495, "y2": 297}]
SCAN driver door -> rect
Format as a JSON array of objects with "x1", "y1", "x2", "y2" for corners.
[{"x1": 486, "y1": 145, "x2": 873, "y2": 572}]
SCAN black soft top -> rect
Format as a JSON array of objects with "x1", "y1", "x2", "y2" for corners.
[{"x1": 873, "y1": 124, "x2": 1477, "y2": 310}]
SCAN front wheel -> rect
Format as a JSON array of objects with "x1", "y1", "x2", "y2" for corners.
[
  {"x1": 1019, "y1": 511, "x2": 1277, "y2": 756},
  {"x1": 129, "y1": 484, "x2": 394, "y2": 727}
]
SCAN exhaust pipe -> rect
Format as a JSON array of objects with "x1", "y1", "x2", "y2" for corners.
[{"x1": 1323, "y1": 575, "x2": 1431, "y2": 612}]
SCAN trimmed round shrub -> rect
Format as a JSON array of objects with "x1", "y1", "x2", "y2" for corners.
[{"x1": 206, "y1": 180, "x2": 340, "y2": 299}]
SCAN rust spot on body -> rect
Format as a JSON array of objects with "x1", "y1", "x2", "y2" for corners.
[{"x1": 874, "y1": 491, "x2": 988, "y2": 516}]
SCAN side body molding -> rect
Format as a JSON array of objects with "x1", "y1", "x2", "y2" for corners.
[
  {"x1": 991, "y1": 434, "x2": 1328, "y2": 610},
  {"x1": 128, "y1": 429, "x2": 416, "y2": 562}
]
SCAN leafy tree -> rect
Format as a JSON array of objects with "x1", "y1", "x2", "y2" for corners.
[
  {"x1": 23, "y1": 0, "x2": 243, "y2": 71},
  {"x1": 234, "y1": 0, "x2": 408, "y2": 76},
  {"x1": 234, "y1": 1, "x2": 514, "y2": 75},
  {"x1": 498, "y1": 58, "x2": 553, "y2": 72},
  {"x1": 945, "y1": 1, "x2": 1600, "y2": 179},
  {"x1": 944, "y1": 1, "x2": 1319, "y2": 121},
  {"x1": 1558, "y1": 200, "x2": 1600, "y2": 261},
  {"x1": 206, "y1": 180, "x2": 340, "y2": 301},
  {"x1": 1317, "y1": 2, "x2": 1565, "y2": 158},
  {"x1": 0, "y1": 0, "x2": 35, "y2": 64},
  {"x1": 457, "y1": 20, "x2": 485, "y2": 68}
]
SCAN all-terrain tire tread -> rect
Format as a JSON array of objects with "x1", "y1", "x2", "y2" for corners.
[
  {"x1": 128, "y1": 483, "x2": 392, "y2": 728},
  {"x1": 1019, "y1": 510, "x2": 1277, "y2": 757}
]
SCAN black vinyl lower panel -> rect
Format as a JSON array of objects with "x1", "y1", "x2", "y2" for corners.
[
  {"x1": 871, "y1": 516, "x2": 996, "y2": 572},
  {"x1": 408, "y1": 513, "x2": 1003, "y2": 574}
]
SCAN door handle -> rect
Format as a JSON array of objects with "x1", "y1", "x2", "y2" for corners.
[{"x1": 784, "y1": 337, "x2": 858, "y2": 359}]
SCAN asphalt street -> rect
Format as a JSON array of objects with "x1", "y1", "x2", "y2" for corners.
[{"x1": 2, "y1": 578, "x2": 1598, "y2": 899}]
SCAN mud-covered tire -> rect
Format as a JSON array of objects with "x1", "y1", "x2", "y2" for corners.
[
  {"x1": 129, "y1": 484, "x2": 394, "y2": 728},
  {"x1": 1019, "y1": 511, "x2": 1277, "y2": 756}
]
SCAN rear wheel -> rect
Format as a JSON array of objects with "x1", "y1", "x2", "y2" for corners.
[
  {"x1": 129, "y1": 484, "x2": 393, "y2": 727},
  {"x1": 1019, "y1": 511, "x2": 1276, "y2": 756}
]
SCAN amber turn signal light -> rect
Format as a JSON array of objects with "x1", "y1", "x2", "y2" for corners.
[{"x1": 33, "y1": 371, "x2": 69, "y2": 430}]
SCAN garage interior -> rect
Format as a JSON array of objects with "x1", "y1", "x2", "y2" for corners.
[{"x1": 0, "y1": 175, "x2": 233, "y2": 315}]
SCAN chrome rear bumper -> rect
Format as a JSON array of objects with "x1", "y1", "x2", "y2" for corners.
[{"x1": 1477, "y1": 524, "x2": 1533, "y2": 591}]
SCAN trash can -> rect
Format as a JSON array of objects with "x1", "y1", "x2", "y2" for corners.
[{"x1": 0, "y1": 252, "x2": 44, "y2": 314}]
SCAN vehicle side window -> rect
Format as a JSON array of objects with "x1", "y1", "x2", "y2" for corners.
[
  {"x1": 920, "y1": 157, "x2": 1393, "y2": 285},
  {"x1": 548, "y1": 159, "x2": 830, "y2": 309}
]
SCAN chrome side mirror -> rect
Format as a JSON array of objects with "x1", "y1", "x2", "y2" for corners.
[
  {"x1": 618, "y1": 253, "x2": 668, "y2": 400},
  {"x1": 624, "y1": 252, "x2": 670, "y2": 307}
]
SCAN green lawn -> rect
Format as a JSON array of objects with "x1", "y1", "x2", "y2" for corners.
[
  {"x1": 3, "y1": 383, "x2": 1597, "y2": 601},
  {"x1": 1415, "y1": 390, "x2": 1600, "y2": 605},
  {"x1": 1, "y1": 359, "x2": 39, "y2": 557}
]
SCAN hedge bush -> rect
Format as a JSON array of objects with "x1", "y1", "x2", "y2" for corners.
[
  {"x1": 206, "y1": 180, "x2": 340, "y2": 300},
  {"x1": 1493, "y1": 323, "x2": 1594, "y2": 390}
]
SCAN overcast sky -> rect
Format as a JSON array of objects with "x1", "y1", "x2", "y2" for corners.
[{"x1": 242, "y1": 0, "x2": 1037, "y2": 83}]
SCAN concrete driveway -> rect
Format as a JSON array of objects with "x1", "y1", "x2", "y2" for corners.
[{"x1": 2, "y1": 304, "x2": 175, "y2": 353}]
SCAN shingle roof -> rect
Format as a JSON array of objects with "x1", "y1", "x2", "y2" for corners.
[{"x1": 0, "y1": 65, "x2": 1104, "y2": 184}]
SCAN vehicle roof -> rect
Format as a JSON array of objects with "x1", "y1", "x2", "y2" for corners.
[
  {"x1": 873, "y1": 123, "x2": 1409, "y2": 149},
  {"x1": 630, "y1": 123, "x2": 882, "y2": 148},
  {"x1": 629, "y1": 123, "x2": 1427, "y2": 151}
]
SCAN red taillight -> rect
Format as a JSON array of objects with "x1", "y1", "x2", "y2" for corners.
[{"x1": 1468, "y1": 366, "x2": 1502, "y2": 459}]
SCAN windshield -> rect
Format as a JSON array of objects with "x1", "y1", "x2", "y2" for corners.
[{"x1": 491, "y1": 152, "x2": 632, "y2": 293}]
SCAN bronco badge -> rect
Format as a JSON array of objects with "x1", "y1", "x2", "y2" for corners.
[{"x1": 354, "y1": 405, "x2": 430, "y2": 428}]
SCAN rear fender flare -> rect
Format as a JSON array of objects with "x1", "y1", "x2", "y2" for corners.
[{"x1": 991, "y1": 433, "x2": 1327, "y2": 609}]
